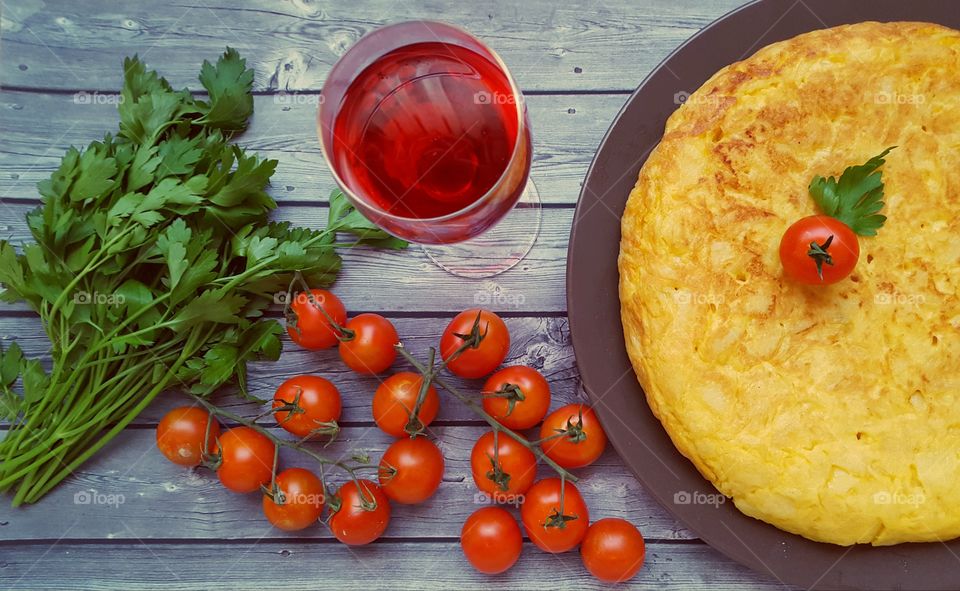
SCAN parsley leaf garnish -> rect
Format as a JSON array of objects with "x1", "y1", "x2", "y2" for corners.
[{"x1": 808, "y1": 147, "x2": 895, "y2": 236}]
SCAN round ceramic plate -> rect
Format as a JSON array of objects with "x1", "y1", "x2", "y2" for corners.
[{"x1": 566, "y1": 1, "x2": 960, "y2": 589}]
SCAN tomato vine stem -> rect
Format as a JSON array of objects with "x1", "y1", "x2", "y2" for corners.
[
  {"x1": 189, "y1": 395, "x2": 379, "y2": 509},
  {"x1": 393, "y1": 343, "x2": 578, "y2": 484}
]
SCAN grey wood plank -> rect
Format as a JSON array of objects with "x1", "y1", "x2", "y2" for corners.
[
  {"x1": 0, "y1": 91, "x2": 625, "y2": 205},
  {"x1": 0, "y1": 315, "x2": 586, "y2": 424},
  {"x1": 1, "y1": 0, "x2": 743, "y2": 93},
  {"x1": 0, "y1": 202, "x2": 573, "y2": 313},
  {"x1": 0, "y1": 426, "x2": 699, "y2": 542},
  {"x1": 0, "y1": 541, "x2": 788, "y2": 591}
]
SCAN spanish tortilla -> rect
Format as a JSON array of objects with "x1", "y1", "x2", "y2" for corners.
[{"x1": 619, "y1": 21, "x2": 960, "y2": 546}]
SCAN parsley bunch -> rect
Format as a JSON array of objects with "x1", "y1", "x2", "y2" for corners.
[{"x1": 0, "y1": 49, "x2": 404, "y2": 505}]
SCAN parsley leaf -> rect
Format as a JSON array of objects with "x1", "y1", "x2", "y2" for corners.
[
  {"x1": 809, "y1": 147, "x2": 895, "y2": 236},
  {"x1": 327, "y1": 189, "x2": 409, "y2": 249},
  {"x1": 71, "y1": 145, "x2": 118, "y2": 201},
  {"x1": 197, "y1": 47, "x2": 255, "y2": 132},
  {"x1": 157, "y1": 135, "x2": 204, "y2": 177}
]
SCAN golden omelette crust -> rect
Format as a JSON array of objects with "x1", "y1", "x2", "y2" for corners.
[{"x1": 619, "y1": 22, "x2": 960, "y2": 546}]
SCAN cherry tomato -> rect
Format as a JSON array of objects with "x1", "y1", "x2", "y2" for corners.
[
  {"x1": 378, "y1": 436, "x2": 444, "y2": 504},
  {"x1": 460, "y1": 507, "x2": 523, "y2": 574},
  {"x1": 272, "y1": 375, "x2": 342, "y2": 438},
  {"x1": 262, "y1": 468, "x2": 325, "y2": 531},
  {"x1": 470, "y1": 431, "x2": 537, "y2": 499},
  {"x1": 156, "y1": 406, "x2": 220, "y2": 467},
  {"x1": 286, "y1": 289, "x2": 346, "y2": 350},
  {"x1": 372, "y1": 372, "x2": 440, "y2": 438},
  {"x1": 339, "y1": 313, "x2": 399, "y2": 374},
  {"x1": 779, "y1": 215, "x2": 859, "y2": 285},
  {"x1": 521, "y1": 478, "x2": 590, "y2": 553},
  {"x1": 328, "y1": 479, "x2": 391, "y2": 545},
  {"x1": 580, "y1": 518, "x2": 646, "y2": 583},
  {"x1": 482, "y1": 366, "x2": 551, "y2": 430},
  {"x1": 216, "y1": 427, "x2": 276, "y2": 493},
  {"x1": 440, "y1": 309, "x2": 510, "y2": 379},
  {"x1": 540, "y1": 404, "x2": 607, "y2": 469}
]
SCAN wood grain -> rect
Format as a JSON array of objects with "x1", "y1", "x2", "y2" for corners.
[
  {"x1": 0, "y1": 91, "x2": 626, "y2": 206},
  {"x1": 0, "y1": 202, "x2": 575, "y2": 313},
  {"x1": 0, "y1": 541, "x2": 788, "y2": 590},
  {"x1": 0, "y1": 426, "x2": 701, "y2": 542},
  {"x1": 0, "y1": 0, "x2": 743, "y2": 93}
]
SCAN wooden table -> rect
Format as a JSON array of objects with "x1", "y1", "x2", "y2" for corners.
[{"x1": 0, "y1": 1, "x2": 790, "y2": 588}]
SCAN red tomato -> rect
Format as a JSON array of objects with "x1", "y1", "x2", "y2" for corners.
[
  {"x1": 440, "y1": 309, "x2": 510, "y2": 379},
  {"x1": 262, "y1": 468, "x2": 325, "y2": 531},
  {"x1": 156, "y1": 406, "x2": 220, "y2": 467},
  {"x1": 285, "y1": 289, "x2": 346, "y2": 350},
  {"x1": 521, "y1": 478, "x2": 589, "y2": 553},
  {"x1": 372, "y1": 372, "x2": 440, "y2": 438},
  {"x1": 540, "y1": 404, "x2": 607, "y2": 469},
  {"x1": 470, "y1": 431, "x2": 537, "y2": 499},
  {"x1": 779, "y1": 215, "x2": 859, "y2": 285},
  {"x1": 339, "y1": 313, "x2": 399, "y2": 374},
  {"x1": 216, "y1": 427, "x2": 276, "y2": 493},
  {"x1": 328, "y1": 479, "x2": 392, "y2": 545},
  {"x1": 460, "y1": 507, "x2": 523, "y2": 574},
  {"x1": 580, "y1": 518, "x2": 646, "y2": 583},
  {"x1": 378, "y1": 436, "x2": 444, "y2": 504},
  {"x1": 482, "y1": 366, "x2": 551, "y2": 430},
  {"x1": 272, "y1": 375, "x2": 342, "y2": 438}
]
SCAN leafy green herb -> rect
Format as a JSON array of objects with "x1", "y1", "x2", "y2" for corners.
[
  {"x1": 808, "y1": 147, "x2": 895, "y2": 236},
  {"x1": 0, "y1": 48, "x2": 405, "y2": 506},
  {"x1": 326, "y1": 189, "x2": 409, "y2": 250}
]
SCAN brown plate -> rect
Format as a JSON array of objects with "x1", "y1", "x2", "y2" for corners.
[{"x1": 566, "y1": 1, "x2": 960, "y2": 589}]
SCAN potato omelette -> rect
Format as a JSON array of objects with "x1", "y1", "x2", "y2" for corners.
[{"x1": 618, "y1": 21, "x2": 960, "y2": 546}]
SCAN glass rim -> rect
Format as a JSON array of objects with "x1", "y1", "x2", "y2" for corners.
[{"x1": 317, "y1": 19, "x2": 529, "y2": 224}]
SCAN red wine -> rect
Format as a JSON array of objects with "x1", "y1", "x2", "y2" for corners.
[{"x1": 332, "y1": 42, "x2": 520, "y2": 219}]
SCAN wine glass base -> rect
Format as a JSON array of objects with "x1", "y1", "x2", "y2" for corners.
[{"x1": 422, "y1": 178, "x2": 542, "y2": 279}]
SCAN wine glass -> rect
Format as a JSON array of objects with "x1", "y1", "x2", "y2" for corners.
[{"x1": 317, "y1": 20, "x2": 541, "y2": 278}]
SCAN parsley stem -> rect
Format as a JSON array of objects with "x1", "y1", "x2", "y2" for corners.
[
  {"x1": 5, "y1": 290, "x2": 177, "y2": 454},
  {"x1": 16, "y1": 326, "x2": 207, "y2": 505},
  {"x1": 0, "y1": 362, "x2": 155, "y2": 481},
  {"x1": 44, "y1": 224, "x2": 138, "y2": 322}
]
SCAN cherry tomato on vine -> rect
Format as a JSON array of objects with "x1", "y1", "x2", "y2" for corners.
[
  {"x1": 378, "y1": 436, "x2": 444, "y2": 504},
  {"x1": 156, "y1": 406, "x2": 219, "y2": 467},
  {"x1": 372, "y1": 372, "x2": 440, "y2": 438},
  {"x1": 285, "y1": 289, "x2": 347, "y2": 350},
  {"x1": 440, "y1": 309, "x2": 510, "y2": 379},
  {"x1": 470, "y1": 431, "x2": 537, "y2": 499},
  {"x1": 580, "y1": 518, "x2": 646, "y2": 583},
  {"x1": 540, "y1": 404, "x2": 607, "y2": 469},
  {"x1": 482, "y1": 366, "x2": 551, "y2": 430},
  {"x1": 262, "y1": 467, "x2": 325, "y2": 531},
  {"x1": 779, "y1": 215, "x2": 859, "y2": 285},
  {"x1": 338, "y1": 313, "x2": 399, "y2": 374},
  {"x1": 216, "y1": 427, "x2": 276, "y2": 493},
  {"x1": 272, "y1": 375, "x2": 342, "y2": 438},
  {"x1": 460, "y1": 507, "x2": 523, "y2": 575},
  {"x1": 328, "y1": 479, "x2": 392, "y2": 545},
  {"x1": 521, "y1": 477, "x2": 590, "y2": 553}
]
